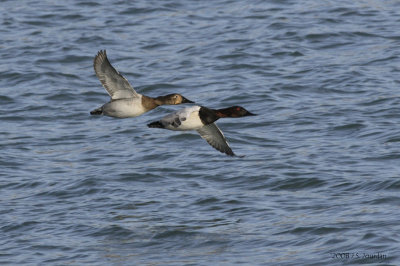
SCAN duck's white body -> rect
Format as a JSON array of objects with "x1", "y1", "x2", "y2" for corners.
[
  {"x1": 160, "y1": 106, "x2": 204, "y2": 130},
  {"x1": 100, "y1": 96, "x2": 148, "y2": 118}
]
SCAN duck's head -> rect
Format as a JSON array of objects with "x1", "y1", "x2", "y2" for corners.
[
  {"x1": 158, "y1": 94, "x2": 194, "y2": 105},
  {"x1": 217, "y1": 106, "x2": 257, "y2": 117}
]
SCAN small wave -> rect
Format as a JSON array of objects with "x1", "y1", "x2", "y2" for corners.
[
  {"x1": 332, "y1": 123, "x2": 366, "y2": 132},
  {"x1": 270, "y1": 177, "x2": 326, "y2": 191},
  {"x1": 89, "y1": 224, "x2": 135, "y2": 238},
  {"x1": 152, "y1": 228, "x2": 198, "y2": 240}
]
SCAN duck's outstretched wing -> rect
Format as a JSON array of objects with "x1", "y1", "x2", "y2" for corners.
[
  {"x1": 93, "y1": 50, "x2": 139, "y2": 100},
  {"x1": 197, "y1": 123, "x2": 235, "y2": 156}
]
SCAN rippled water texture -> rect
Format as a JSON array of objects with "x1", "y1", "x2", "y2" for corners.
[{"x1": 1, "y1": 0, "x2": 400, "y2": 265}]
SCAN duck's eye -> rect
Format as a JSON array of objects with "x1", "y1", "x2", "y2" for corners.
[{"x1": 236, "y1": 107, "x2": 241, "y2": 111}]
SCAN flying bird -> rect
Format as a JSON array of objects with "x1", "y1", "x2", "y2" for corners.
[
  {"x1": 148, "y1": 105, "x2": 256, "y2": 156},
  {"x1": 90, "y1": 50, "x2": 193, "y2": 118}
]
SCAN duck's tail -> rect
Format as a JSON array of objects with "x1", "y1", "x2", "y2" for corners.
[
  {"x1": 90, "y1": 107, "x2": 103, "y2": 115},
  {"x1": 147, "y1": 121, "x2": 164, "y2": 128}
]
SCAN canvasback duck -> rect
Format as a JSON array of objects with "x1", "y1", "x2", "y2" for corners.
[
  {"x1": 147, "y1": 105, "x2": 256, "y2": 156},
  {"x1": 90, "y1": 50, "x2": 193, "y2": 118}
]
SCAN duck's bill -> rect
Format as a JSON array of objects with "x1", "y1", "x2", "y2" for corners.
[
  {"x1": 182, "y1": 97, "x2": 194, "y2": 103},
  {"x1": 245, "y1": 111, "x2": 257, "y2": 116}
]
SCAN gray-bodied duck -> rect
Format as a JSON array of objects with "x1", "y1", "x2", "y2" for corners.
[{"x1": 90, "y1": 50, "x2": 193, "y2": 118}]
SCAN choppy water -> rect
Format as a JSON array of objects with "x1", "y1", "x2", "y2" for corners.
[{"x1": 1, "y1": 0, "x2": 400, "y2": 265}]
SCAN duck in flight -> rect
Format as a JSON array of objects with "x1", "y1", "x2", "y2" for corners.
[
  {"x1": 148, "y1": 105, "x2": 256, "y2": 156},
  {"x1": 90, "y1": 50, "x2": 193, "y2": 118}
]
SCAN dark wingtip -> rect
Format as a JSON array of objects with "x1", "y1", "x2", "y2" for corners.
[
  {"x1": 147, "y1": 121, "x2": 164, "y2": 128},
  {"x1": 97, "y1": 49, "x2": 106, "y2": 56},
  {"x1": 90, "y1": 108, "x2": 102, "y2": 115},
  {"x1": 227, "y1": 151, "x2": 245, "y2": 157},
  {"x1": 94, "y1": 50, "x2": 107, "y2": 70},
  {"x1": 221, "y1": 147, "x2": 235, "y2": 156}
]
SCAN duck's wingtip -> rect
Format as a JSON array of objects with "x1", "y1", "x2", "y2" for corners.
[
  {"x1": 94, "y1": 50, "x2": 107, "y2": 63},
  {"x1": 225, "y1": 150, "x2": 245, "y2": 157},
  {"x1": 90, "y1": 107, "x2": 103, "y2": 115},
  {"x1": 97, "y1": 49, "x2": 106, "y2": 56}
]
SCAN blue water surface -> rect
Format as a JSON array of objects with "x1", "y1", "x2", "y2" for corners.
[{"x1": 1, "y1": 0, "x2": 400, "y2": 265}]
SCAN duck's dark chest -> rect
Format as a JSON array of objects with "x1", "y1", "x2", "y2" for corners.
[{"x1": 199, "y1": 107, "x2": 219, "y2": 125}]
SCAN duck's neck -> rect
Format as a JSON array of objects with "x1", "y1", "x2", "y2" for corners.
[
  {"x1": 142, "y1": 95, "x2": 160, "y2": 110},
  {"x1": 199, "y1": 107, "x2": 220, "y2": 125},
  {"x1": 214, "y1": 107, "x2": 236, "y2": 118},
  {"x1": 199, "y1": 107, "x2": 237, "y2": 125},
  {"x1": 153, "y1": 95, "x2": 170, "y2": 106}
]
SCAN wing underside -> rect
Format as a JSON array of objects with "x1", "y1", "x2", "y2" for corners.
[{"x1": 197, "y1": 123, "x2": 235, "y2": 156}]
